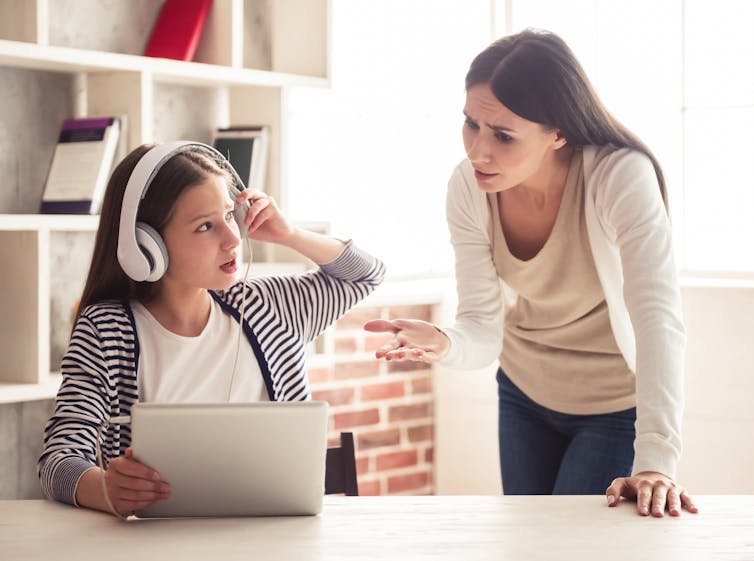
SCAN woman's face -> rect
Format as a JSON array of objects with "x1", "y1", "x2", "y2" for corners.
[
  {"x1": 161, "y1": 174, "x2": 242, "y2": 293},
  {"x1": 462, "y1": 83, "x2": 566, "y2": 193}
]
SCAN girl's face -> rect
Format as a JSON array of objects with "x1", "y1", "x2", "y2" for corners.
[
  {"x1": 462, "y1": 83, "x2": 566, "y2": 193},
  {"x1": 161, "y1": 174, "x2": 241, "y2": 293}
]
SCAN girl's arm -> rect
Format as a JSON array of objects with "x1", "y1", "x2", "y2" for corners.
[
  {"x1": 75, "y1": 448, "x2": 170, "y2": 516},
  {"x1": 236, "y1": 188, "x2": 345, "y2": 264},
  {"x1": 279, "y1": 227, "x2": 346, "y2": 265},
  {"x1": 38, "y1": 315, "x2": 110, "y2": 505},
  {"x1": 247, "y1": 240, "x2": 385, "y2": 344},
  {"x1": 234, "y1": 188, "x2": 386, "y2": 342},
  {"x1": 38, "y1": 311, "x2": 169, "y2": 515}
]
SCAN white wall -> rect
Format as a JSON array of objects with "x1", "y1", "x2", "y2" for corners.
[
  {"x1": 676, "y1": 284, "x2": 754, "y2": 493},
  {"x1": 434, "y1": 284, "x2": 754, "y2": 495}
]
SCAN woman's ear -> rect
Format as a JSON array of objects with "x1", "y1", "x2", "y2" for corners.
[{"x1": 553, "y1": 130, "x2": 568, "y2": 150}]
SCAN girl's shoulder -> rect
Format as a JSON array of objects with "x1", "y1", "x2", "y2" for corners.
[{"x1": 76, "y1": 300, "x2": 133, "y2": 329}]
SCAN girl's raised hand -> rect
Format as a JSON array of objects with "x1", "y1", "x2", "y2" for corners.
[
  {"x1": 236, "y1": 189, "x2": 294, "y2": 244},
  {"x1": 363, "y1": 318, "x2": 451, "y2": 363}
]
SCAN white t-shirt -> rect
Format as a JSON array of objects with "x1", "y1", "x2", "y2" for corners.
[{"x1": 132, "y1": 298, "x2": 269, "y2": 403}]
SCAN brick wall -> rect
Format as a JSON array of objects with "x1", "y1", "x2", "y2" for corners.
[{"x1": 308, "y1": 303, "x2": 435, "y2": 495}]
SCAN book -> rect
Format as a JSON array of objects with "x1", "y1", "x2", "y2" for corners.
[
  {"x1": 144, "y1": 0, "x2": 213, "y2": 61},
  {"x1": 213, "y1": 126, "x2": 270, "y2": 192},
  {"x1": 40, "y1": 117, "x2": 121, "y2": 214}
]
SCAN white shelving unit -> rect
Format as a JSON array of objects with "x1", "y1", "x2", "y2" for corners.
[{"x1": 0, "y1": 0, "x2": 331, "y2": 402}]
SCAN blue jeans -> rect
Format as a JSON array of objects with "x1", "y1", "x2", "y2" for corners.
[{"x1": 497, "y1": 368, "x2": 635, "y2": 495}]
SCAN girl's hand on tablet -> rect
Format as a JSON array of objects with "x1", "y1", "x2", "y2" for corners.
[{"x1": 103, "y1": 447, "x2": 171, "y2": 516}]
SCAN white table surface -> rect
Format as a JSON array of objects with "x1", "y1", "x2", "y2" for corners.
[{"x1": 1, "y1": 495, "x2": 752, "y2": 560}]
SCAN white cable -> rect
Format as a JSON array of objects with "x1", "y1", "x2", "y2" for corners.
[
  {"x1": 95, "y1": 417, "x2": 131, "y2": 521},
  {"x1": 227, "y1": 237, "x2": 253, "y2": 401}
]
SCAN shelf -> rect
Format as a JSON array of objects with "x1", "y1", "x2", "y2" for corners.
[
  {"x1": 0, "y1": 214, "x2": 99, "y2": 231},
  {"x1": 0, "y1": 0, "x2": 331, "y2": 402},
  {"x1": 0, "y1": 40, "x2": 329, "y2": 89},
  {"x1": 0, "y1": 214, "x2": 328, "y2": 234},
  {"x1": 0, "y1": 374, "x2": 61, "y2": 404}
]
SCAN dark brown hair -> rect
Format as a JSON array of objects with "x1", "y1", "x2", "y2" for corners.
[
  {"x1": 466, "y1": 28, "x2": 667, "y2": 208},
  {"x1": 75, "y1": 144, "x2": 233, "y2": 324}
]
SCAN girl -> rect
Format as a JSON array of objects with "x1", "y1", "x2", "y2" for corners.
[
  {"x1": 365, "y1": 29, "x2": 697, "y2": 517},
  {"x1": 39, "y1": 142, "x2": 385, "y2": 516}
]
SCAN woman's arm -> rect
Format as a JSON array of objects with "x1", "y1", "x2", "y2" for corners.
[
  {"x1": 363, "y1": 162, "x2": 504, "y2": 368},
  {"x1": 594, "y1": 149, "x2": 694, "y2": 516},
  {"x1": 438, "y1": 161, "x2": 505, "y2": 369}
]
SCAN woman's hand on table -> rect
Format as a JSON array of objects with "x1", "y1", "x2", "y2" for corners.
[{"x1": 605, "y1": 471, "x2": 698, "y2": 517}]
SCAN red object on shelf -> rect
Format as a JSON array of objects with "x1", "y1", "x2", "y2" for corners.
[{"x1": 144, "y1": 0, "x2": 213, "y2": 61}]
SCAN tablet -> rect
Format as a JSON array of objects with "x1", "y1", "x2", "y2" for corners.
[{"x1": 130, "y1": 401, "x2": 328, "y2": 518}]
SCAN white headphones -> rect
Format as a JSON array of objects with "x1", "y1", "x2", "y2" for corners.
[{"x1": 117, "y1": 141, "x2": 249, "y2": 282}]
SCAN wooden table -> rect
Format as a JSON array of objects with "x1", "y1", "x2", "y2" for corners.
[{"x1": 1, "y1": 495, "x2": 752, "y2": 560}]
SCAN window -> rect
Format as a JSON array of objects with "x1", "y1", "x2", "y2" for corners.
[
  {"x1": 287, "y1": 0, "x2": 754, "y2": 277},
  {"x1": 286, "y1": 0, "x2": 491, "y2": 277}
]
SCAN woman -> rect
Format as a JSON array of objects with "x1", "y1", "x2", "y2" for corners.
[
  {"x1": 39, "y1": 143, "x2": 384, "y2": 516},
  {"x1": 365, "y1": 29, "x2": 696, "y2": 517}
]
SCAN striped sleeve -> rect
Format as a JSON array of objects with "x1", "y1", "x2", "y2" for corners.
[
  {"x1": 218, "y1": 241, "x2": 384, "y2": 402},
  {"x1": 260, "y1": 240, "x2": 385, "y2": 344},
  {"x1": 38, "y1": 305, "x2": 137, "y2": 505}
]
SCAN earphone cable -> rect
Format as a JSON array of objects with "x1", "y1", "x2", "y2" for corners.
[
  {"x1": 227, "y1": 237, "x2": 253, "y2": 401},
  {"x1": 95, "y1": 417, "x2": 131, "y2": 521}
]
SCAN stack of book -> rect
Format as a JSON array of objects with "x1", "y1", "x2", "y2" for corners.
[{"x1": 40, "y1": 116, "x2": 122, "y2": 214}]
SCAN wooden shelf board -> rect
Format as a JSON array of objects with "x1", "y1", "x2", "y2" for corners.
[
  {"x1": 0, "y1": 214, "x2": 99, "y2": 231},
  {"x1": 0, "y1": 40, "x2": 329, "y2": 89}
]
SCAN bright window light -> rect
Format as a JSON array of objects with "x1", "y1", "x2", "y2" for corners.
[{"x1": 286, "y1": 0, "x2": 754, "y2": 277}]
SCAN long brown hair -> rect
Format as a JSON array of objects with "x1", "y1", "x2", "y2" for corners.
[
  {"x1": 75, "y1": 144, "x2": 233, "y2": 324},
  {"x1": 466, "y1": 29, "x2": 667, "y2": 208}
]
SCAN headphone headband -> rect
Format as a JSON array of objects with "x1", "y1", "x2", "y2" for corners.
[{"x1": 117, "y1": 141, "x2": 247, "y2": 282}]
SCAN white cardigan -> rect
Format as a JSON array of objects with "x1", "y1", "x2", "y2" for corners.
[{"x1": 440, "y1": 145, "x2": 686, "y2": 478}]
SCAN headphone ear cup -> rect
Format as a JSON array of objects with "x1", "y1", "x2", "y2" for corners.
[
  {"x1": 135, "y1": 222, "x2": 169, "y2": 282},
  {"x1": 233, "y1": 201, "x2": 249, "y2": 237}
]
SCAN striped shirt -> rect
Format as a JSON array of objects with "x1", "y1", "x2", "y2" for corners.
[{"x1": 39, "y1": 241, "x2": 385, "y2": 505}]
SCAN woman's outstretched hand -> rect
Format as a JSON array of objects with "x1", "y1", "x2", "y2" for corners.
[
  {"x1": 363, "y1": 319, "x2": 450, "y2": 363},
  {"x1": 605, "y1": 471, "x2": 698, "y2": 517}
]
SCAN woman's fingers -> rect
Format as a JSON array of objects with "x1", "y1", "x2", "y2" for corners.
[
  {"x1": 605, "y1": 474, "x2": 698, "y2": 517},
  {"x1": 363, "y1": 319, "x2": 401, "y2": 334},
  {"x1": 649, "y1": 482, "x2": 669, "y2": 517},
  {"x1": 680, "y1": 490, "x2": 699, "y2": 513},
  {"x1": 605, "y1": 477, "x2": 629, "y2": 506},
  {"x1": 364, "y1": 319, "x2": 449, "y2": 362},
  {"x1": 666, "y1": 487, "x2": 681, "y2": 516}
]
